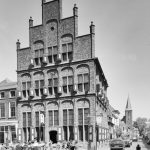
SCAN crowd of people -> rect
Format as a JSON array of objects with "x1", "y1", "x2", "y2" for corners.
[{"x1": 0, "y1": 139, "x2": 80, "y2": 150}]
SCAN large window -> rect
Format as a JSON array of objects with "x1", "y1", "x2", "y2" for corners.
[
  {"x1": 23, "y1": 112, "x2": 32, "y2": 143},
  {"x1": 35, "y1": 80, "x2": 44, "y2": 97},
  {"x1": 63, "y1": 109, "x2": 74, "y2": 141},
  {"x1": 48, "y1": 71, "x2": 58, "y2": 96},
  {"x1": 0, "y1": 92, "x2": 5, "y2": 99},
  {"x1": 9, "y1": 102, "x2": 16, "y2": 118},
  {"x1": 62, "y1": 43, "x2": 73, "y2": 62},
  {"x1": 9, "y1": 91, "x2": 16, "y2": 98},
  {"x1": 62, "y1": 76, "x2": 73, "y2": 94},
  {"x1": 48, "y1": 46, "x2": 58, "y2": 64},
  {"x1": 22, "y1": 81, "x2": 31, "y2": 98},
  {"x1": 0, "y1": 103, "x2": 5, "y2": 118},
  {"x1": 49, "y1": 110, "x2": 59, "y2": 126},
  {"x1": 78, "y1": 73, "x2": 89, "y2": 92},
  {"x1": 34, "y1": 49, "x2": 44, "y2": 66},
  {"x1": 78, "y1": 108, "x2": 89, "y2": 141}
]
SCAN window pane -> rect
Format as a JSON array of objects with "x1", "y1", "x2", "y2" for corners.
[
  {"x1": 48, "y1": 79, "x2": 53, "y2": 87},
  {"x1": 23, "y1": 90, "x2": 26, "y2": 98},
  {"x1": 62, "y1": 44, "x2": 67, "y2": 52},
  {"x1": 23, "y1": 113, "x2": 26, "y2": 127},
  {"x1": 28, "y1": 112, "x2": 32, "y2": 127},
  {"x1": 48, "y1": 47, "x2": 52, "y2": 55},
  {"x1": 69, "y1": 109, "x2": 74, "y2": 125},
  {"x1": 54, "y1": 110, "x2": 59, "y2": 126},
  {"x1": 78, "y1": 84, "x2": 83, "y2": 92},
  {"x1": 53, "y1": 46, "x2": 58, "y2": 54},
  {"x1": 48, "y1": 56, "x2": 52, "y2": 63},
  {"x1": 35, "y1": 58, "x2": 39, "y2": 66},
  {"x1": 54, "y1": 78, "x2": 58, "y2": 87},
  {"x1": 35, "y1": 50, "x2": 39, "y2": 58},
  {"x1": 63, "y1": 77, "x2": 67, "y2": 85},
  {"x1": 10, "y1": 91, "x2": 15, "y2": 97},
  {"x1": 68, "y1": 43, "x2": 73, "y2": 52},
  {"x1": 63, "y1": 110, "x2": 67, "y2": 126},
  {"x1": 40, "y1": 80, "x2": 44, "y2": 88},
  {"x1": 63, "y1": 86, "x2": 67, "y2": 93},
  {"x1": 54, "y1": 87, "x2": 58, "y2": 95},
  {"x1": 68, "y1": 52, "x2": 73, "y2": 60},
  {"x1": 49, "y1": 111, "x2": 53, "y2": 126},
  {"x1": 68, "y1": 85, "x2": 73, "y2": 93},
  {"x1": 78, "y1": 109, "x2": 83, "y2": 125},
  {"x1": 62, "y1": 53, "x2": 67, "y2": 61},
  {"x1": 68, "y1": 76, "x2": 73, "y2": 85},
  {"x1": 79, "y1": 126, "x2": 83, "y2": 141},
  {"x1": 40, "y1": 49, "x2": 44, "y2": 57},
  {"x1": 35, "y1": 112, "x2": 39, "y2": 127},
  {"x1": 10, "y1": 102, "x2": 16, "y2": 117},
  {"x1": 84, "y1": 83, "x2": 89, "y2": 92},
  {"x1": 35, "y1": 81, "x2": 39, "y2": 89},
  {"x1": 84, "y1": 74, "x2": 89, "y2": 83},
  {"x1": 78, "y1": 74, "x2": 83, "y2": 83},
  {"x1": 0, "y1": 103, "x2": 5, "y2": 118},
  {"x1": 22, "y1": 82, "x2": 26, "y2": 90},
  {"x1": 35, "y1": 89, "x2": 39, "y2": 96},
  {"x1": 48, "y1": 87, "x2": 53, "y2": 95},
  {"x1": 53, "y1": 55, "x2": 57, "y2": 63},
  {"x1": 84, "y1": 108, "x2": 89, "y2": 125},
  {"x1": 27, "y1": 82, "x2": 31, "y2": 89}
]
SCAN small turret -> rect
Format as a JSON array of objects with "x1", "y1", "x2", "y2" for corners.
[
  {"x1": 29, "y1": 16, "x2": 33, "y2": 27},
  {"x1": 90, "y1": 21, "x2": 95, "y2": 35},
  {"x1": 73, "y1": 4, "x2": 78, "y2": 17},
  {"x1": 16, "y1": 39, "x2": 20, "y2": 50}
]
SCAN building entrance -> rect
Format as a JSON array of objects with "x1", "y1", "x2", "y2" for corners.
[{"x1": 49, "y1": 130, "x2": 57, "y2": 143}]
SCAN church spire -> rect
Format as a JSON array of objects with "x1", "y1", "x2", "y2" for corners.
[{"x1": 125, "y1": 95, "x2": 132, "y2": 111}]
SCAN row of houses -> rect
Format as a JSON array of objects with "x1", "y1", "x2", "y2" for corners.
[{"x1": 0, "y1": 0, "x2": 133, "y2": 149}]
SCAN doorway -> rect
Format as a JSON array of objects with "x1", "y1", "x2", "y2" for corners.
[{"x1": 49, "y1": 130, "x2": 57, "y2": 143}]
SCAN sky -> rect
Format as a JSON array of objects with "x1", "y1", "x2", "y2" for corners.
[{"x1": 0, "y1": 0, "x2": 150, "y2": 121}]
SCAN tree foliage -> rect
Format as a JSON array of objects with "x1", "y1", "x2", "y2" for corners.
[{"x1": 134, "y1": 117, "x2": 147, "y2": 135}]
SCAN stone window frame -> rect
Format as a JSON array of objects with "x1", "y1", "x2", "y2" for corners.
[
  {"x1": 62, "y1": 42, "x2": 73, "y2": 62},
  {"x1": 78, "y1": 107, "x2": 89, "y2": 142},
  {"x1": 9, "y1": 101, "x2": 16, "y2": 118},
  {"x1": 9, "y1": 90, "x2": 16, "y2": 98},
  {"x1": 0, "y1": 103, "x2": 5, "y2": 118},
  {"x1": 47, "y1": 70, "x2": 59, "y2": 96},
  {"x1": 0, "y1": 91, "x2": 5, "y2": 99},
  {"x1": 48, "y1": 110, "x2": 59, "y2": 126},
  {"x1": 34, "y1": 48, "x2": 44, "y2": 66},
  {"x1": 47, "y1": 46, "x2": 58, "y2": 64}
]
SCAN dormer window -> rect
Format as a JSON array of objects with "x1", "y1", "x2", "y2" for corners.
[
  {"x1": 48, "y1": 46, "x2": 58, "y2": 64},
  {"x1": 62, "y1": 43, "x2": 73, "y2": 62},
  {"x1": 35, "y1": 49, "x2": 44, "y2": 66}
]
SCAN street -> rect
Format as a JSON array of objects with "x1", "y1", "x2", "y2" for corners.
[{"x1": 100, "y1": 139, "x2": 150, "y2": 150}]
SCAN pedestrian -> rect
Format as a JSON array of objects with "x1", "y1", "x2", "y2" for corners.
[{"x1": 136, "y1": 144, "x2": 141, "y2": 150}]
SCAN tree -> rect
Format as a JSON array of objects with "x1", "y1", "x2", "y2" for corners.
[
  {"x1": 135, "y1": 117, "x2": 147, "y2": 135},
  {"x1": 116, "y1": 126, "x2": 122, "y2": 138}
]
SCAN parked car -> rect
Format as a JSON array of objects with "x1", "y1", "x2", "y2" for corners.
[
  {"x1": 132, "y1": 136, "x2": 138, "y2": 142},
  {"x1": 109, "y1": 139, "x2": 125, "y2": 150},
  {"x1": 123, "y1": 138, "x2": 132, "y2": 147}
]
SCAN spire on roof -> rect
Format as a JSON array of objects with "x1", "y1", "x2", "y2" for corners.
[{"x1": 125, "y1": 94, "x2": 132, "y2": 111}]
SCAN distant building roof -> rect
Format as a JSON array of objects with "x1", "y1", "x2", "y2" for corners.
[
  {"x1": 125, "y1": 95, "x2": 132, "y2": 111},
  {"x1": 0, "y1": 78, "x2": 17, "y2": 90}
]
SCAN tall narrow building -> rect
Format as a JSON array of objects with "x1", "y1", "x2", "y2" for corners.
[
  {"x1": 16, "y1": 0, "x2": 109, "y2": 149},
  {"x1": 125, "y1": 95, "x2": 133, "y2": 129}
]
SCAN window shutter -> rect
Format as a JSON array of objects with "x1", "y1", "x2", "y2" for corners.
[
  {"x1": 30, "y1": 127, "x2": 35, "y2": 141},
  {"x1": 88, "y1": 125, "x2": 93, "y2": 142},
  {"x1": 17, "y1": 128, "x2": 22, "y2": 142},
  {"x1": 57, "y1": 127, "x2": 62, "y2": 141}
]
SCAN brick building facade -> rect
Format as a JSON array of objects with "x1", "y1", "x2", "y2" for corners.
[
  {"x1": 0, "y1": 79, "x2": 18, "y2": 143},
  {"x1": 16, "y1": 0, "x2": 109, "y2": 149}
]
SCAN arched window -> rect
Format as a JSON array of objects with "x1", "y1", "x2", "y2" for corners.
[
  {"x1": 33, "y1": 41, "x2": 44, "y2": 66},
  {"x1": 61, "y1": 67, "x2": 74, "y2": 94},
  {"x1": 47, "y1": 70, "x2": 58, "y2": 96},
  {"x1": 34, "y1": 72, "x2": 44, "y2": 97},
  {"x1": 77, "y1": 65, "x2": 90, "y2": 93},
  {"x1": 21, "y1": 73, "x2": 31, "y2": 98},
  {"x1": 61, "y1": 35, "x2": 73, "y2": 62}
]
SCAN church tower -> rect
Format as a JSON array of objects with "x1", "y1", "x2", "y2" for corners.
[{"x1": 125, "y1": 95, "x2": 133, "y2": 129}]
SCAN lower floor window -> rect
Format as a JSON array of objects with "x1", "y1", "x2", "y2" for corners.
[
  {"x1": 63, "y1": 126, "x2": 74, "y2": 141},
  {"x1": 78, "y1": 125, "x2": 88, "y2": 141}
]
